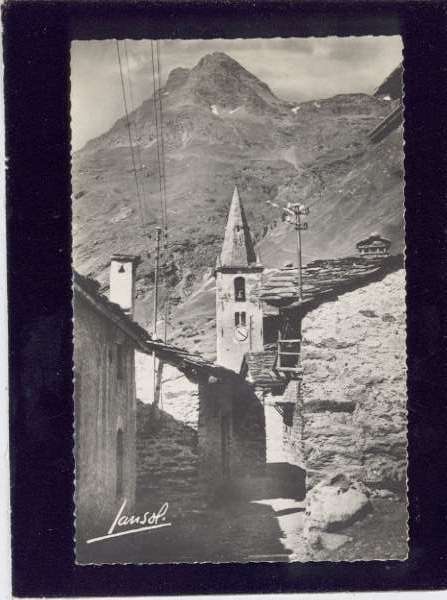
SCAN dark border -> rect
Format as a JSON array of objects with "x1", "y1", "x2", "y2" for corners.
[{"x1": 4, "y1": 0, "x2": 447, "y2": 596}]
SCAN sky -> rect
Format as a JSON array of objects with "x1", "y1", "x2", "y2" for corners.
[{"x1": 71, "y1": 36, "x2": 403, "y2": 151}]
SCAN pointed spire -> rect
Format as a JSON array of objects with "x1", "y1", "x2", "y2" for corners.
[{"x1": 219, "y1": 186, "x2": 259, "y2": 268}]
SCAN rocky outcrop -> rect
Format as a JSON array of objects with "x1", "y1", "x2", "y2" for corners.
[{"x1": 302, "y1": 269, "x2": 407, "y2": 490}]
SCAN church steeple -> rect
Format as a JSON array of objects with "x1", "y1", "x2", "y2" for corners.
[
  {"x1": 215, "y1": 186, "x2": 264, "y2": 372},
  {"x1": 219, "y1": 186, "x2": 259, "y2": 269}
]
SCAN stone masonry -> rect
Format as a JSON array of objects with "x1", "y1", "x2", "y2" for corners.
[{"x1": 301, "y1": 269, "x2": 407, "y2": 490}]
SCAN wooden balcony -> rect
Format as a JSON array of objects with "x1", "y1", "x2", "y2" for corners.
[{"x1": 276, "y1": 338, "x2": 303, "y2": 379}]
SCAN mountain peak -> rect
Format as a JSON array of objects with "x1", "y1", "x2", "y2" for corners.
[
  {"x1": 165, "y1": 66, "x2": 190, "y2": 91},
  {"x1": 196, "y1": 51, "x2": 243, "y2": 71},
  {"x1": 178, "y1": 51, "x2": 280, "y2": 112}
]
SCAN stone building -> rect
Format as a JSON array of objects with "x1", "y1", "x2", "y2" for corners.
[
  {"x1": 256, "y1": 254, "x2": 405, "y2": 491},
  {"x1": 73, "y1": 258, "x2": 147, "y2": 539},
  {"x1": 135, "y1": 343, "x2": 268, "y2": 508}
]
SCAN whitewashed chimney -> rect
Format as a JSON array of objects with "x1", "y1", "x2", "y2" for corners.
[{"x1": 109, "y1": 254, "x2": 141, "y2": 317}]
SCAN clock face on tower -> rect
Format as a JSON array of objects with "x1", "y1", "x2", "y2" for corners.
[{"x1": 234, "y1": 326, "x2": 248, "y2": 342}]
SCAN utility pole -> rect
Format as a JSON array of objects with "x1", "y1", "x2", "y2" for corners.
[
  {"x1": 153, "y1": 226, "x2": 162, "y2": 338},
  {"x1": 283, "y1": 203, "x2": 309, "y2": 300},
  {"x1": 152, "y1": 227, "x2": 162, "y2": 407}
]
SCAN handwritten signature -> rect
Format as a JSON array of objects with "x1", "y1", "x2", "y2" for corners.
[{"x1": 86, "y1": 499, "x2": 171, "y2": 544}]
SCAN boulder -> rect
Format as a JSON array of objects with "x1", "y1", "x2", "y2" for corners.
[
  {"x1": 319, "y1": 532, "x2": 352, "y2": 551},
  {"x1": 303, "y1": 473, "x2": 372, "y2": 548}
]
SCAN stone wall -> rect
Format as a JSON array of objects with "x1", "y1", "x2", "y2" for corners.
[
  {"x1": 136, "y1": 401, "x2": 200, "y2": 518},
  {"x1": 281, "y1": 380, "x2": 305, "y2": 469},
  {"x1": 137, "y1": 375, "x2": 266, "y2": 512},
  {"x1": 300, "y1": 269, "x2": 407, "y2": 490},
  {"x1": 136, "y1": 357, "x2": 200, "y2": 428},
  {"x1": 263, "y1": 381, "x2": 304, "y2": 469},
  {"x1": 74, "y1": 294, "x2": 137, "y2": 539}
]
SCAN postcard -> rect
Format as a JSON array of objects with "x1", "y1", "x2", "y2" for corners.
[{"x1": 71, "y1": 36, "x2": 407, "y2": 564}]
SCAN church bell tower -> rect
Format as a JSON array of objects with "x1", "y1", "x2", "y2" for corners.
[{"x1": 215, "y1": 186, "x2": 264, "y2": 372}]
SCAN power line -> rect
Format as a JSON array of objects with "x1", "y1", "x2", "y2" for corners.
[
  {"x1": 123, "y1": 40, "x2": 151, "y2": 229},
  {"x1": 154, "y1": 40, "x2": 171, "y2": 342},
  {"x1": 150, "y1": 40, "x2": 166, "y2": 235},
  {"x1": 149, "y1": 40, "x2": 171, "y2": 344},
  {"x1": 115, "y1": 40, "x2": 149, "y2": 250},
  {"x1": 155, "y1": 40, "x2": 168, "y2": 239}
]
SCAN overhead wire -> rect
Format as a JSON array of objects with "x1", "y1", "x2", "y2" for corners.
[
  {"x1": 150, "y1": 40, "x2": 167, "y2": 236},
  {"x1": 123, "y1": 40, "x2": 151, "y2": 231},
  {"x1": 155, "y1": 40, "x2": 171, "y2": 343},
  {"x1": 115, "y1": 40, "x2": 150, "y2": 255},
  {"x1": 150, "y1": 39, "x2": 171, "y2": 343},
  {"x1": 155, "y1": 40, "x2": 169, "y2": 240}
]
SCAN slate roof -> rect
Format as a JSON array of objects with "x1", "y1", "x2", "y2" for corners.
[
  {"x1": 356, "y1": 234, "x2": 391, "y2": 248},
  {"x1": 74, "y1": 271, "x2": 149, "y2": 344},
  {"x1": 217, "y1": 186, "x2": 260, "y2": 269},
  {"x1": 241, "y1": 350, "x2": 287, "y2": 388},
  {"x1": 257, "y1": 254, "x2": 403, "y2": 309},
  {"x1": 74, "y1": 271, "x2": 237, "y2": 382}
]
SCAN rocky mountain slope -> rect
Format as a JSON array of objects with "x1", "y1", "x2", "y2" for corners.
[{"x1": 72, "y1": 51, "x2": 404, "y2": 344}]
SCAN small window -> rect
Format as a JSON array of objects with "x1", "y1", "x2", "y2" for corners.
[
  {"x1": 116, "y1": 344, "x2": 125, "y2": 380},
  {"x1": 235, "y1": 312, "x2": 246, "y2": 327},
  {"x1": 234, "y1": 277, "x2": 245, "y2": 302}
]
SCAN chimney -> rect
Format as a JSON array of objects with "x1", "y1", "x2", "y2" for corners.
[{"x1": 109, "y1": 254, "x2": 141, "y2": 317}]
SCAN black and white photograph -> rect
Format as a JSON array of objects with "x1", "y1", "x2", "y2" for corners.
[{"x1": 71, "y1": 36, "x2": 407, "y2": 564}]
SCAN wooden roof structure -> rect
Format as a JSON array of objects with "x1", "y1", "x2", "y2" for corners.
[
  {"x1": 257, "y1": 254, "x2": 403, "y2": 311},
  {"x1": 240, "y1": 349, "x2": 287, "y2": 389}
]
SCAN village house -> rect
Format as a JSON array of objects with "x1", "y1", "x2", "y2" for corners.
[
  {"x1": 255, "y1": 253, "x2": 405, "y2": 488},
  {"x1": 356, "y1": 233, "x2": 391, "y2": 258},
  {"x1": 73, "y1": 254, "x2": 146, "y2": 539}
]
